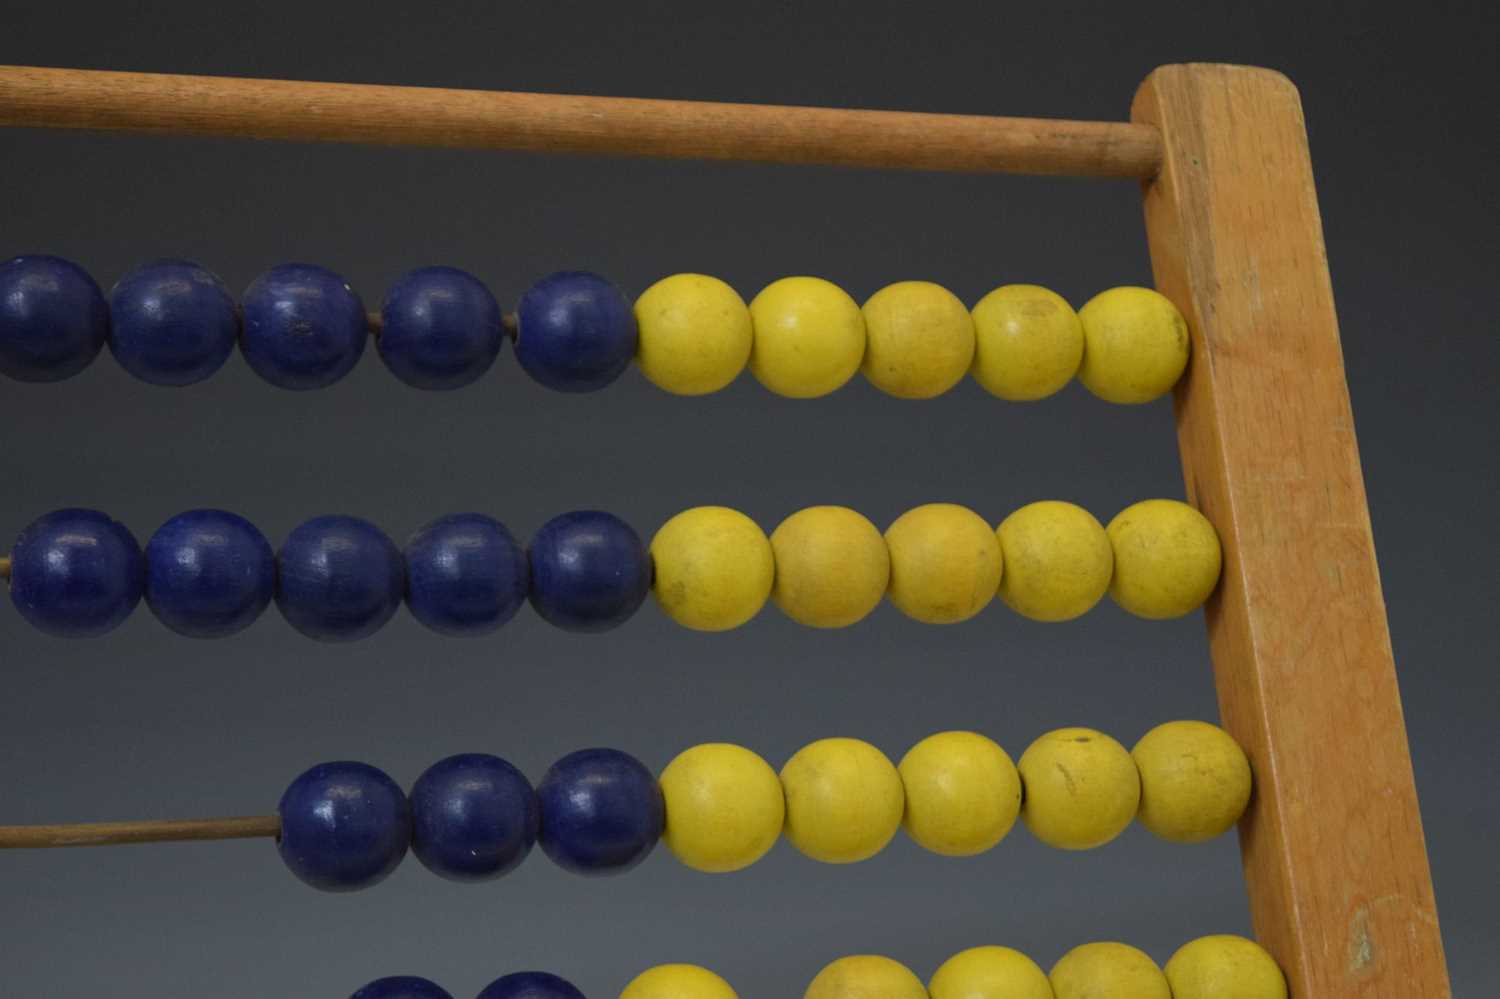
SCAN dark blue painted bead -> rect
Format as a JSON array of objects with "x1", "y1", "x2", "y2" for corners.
[
  {"x1": 144, "y1": 509, "x2": 275, "y2": 639},
  {"x1": 240, "y1": 263, "x2": 367, "y2": 389},
  {"x1": 107, "y1": 260, "x2": 239, "y2": 386},
  {"x1": 276, "y1": 516, "x2": 405, "y2": 642},
  {"x1": 537, "y1": 748, "x2": 663, "y2": 876},
  {"x1": 476, "y1": 972, "x2": 586, "y2": 999},
  {"x1": 515, "y1": 271, "x2": 636, "y2": 392},
  {"x1": 527, "y1": 511, "x2": 650, "y2": 633},
  {"x1": 0, "y1": 255, "x2": 108, "y2": 382},
  {"x1": 404, "y1": 513, "x2": 528, "y2": 637},
  {"x1": 378, "y1": 266, "x2": 503, "y2": 390},
  {"x1": 9, "y1": 509, "x2": 143, "y2": 638},
  {"x1": 277, "y1": 761, "x2": 411, "y2": 892},
  {"x1": 409, "y1": 753, "x2": 539, "y2": 883},
  {"x1": 350, "y1": 976, "x2": 454, "y2": 999}
]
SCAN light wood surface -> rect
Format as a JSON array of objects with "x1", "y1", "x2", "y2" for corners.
[{"x1": 0, "y1": 815, "x2": 280, "y2": 848}]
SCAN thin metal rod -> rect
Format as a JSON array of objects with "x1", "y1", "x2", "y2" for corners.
[{"x1": 0, "y1": 815, "x2": 280, "y2": 849}]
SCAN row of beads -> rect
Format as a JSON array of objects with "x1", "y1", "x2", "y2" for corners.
[
  {"x1": 0, "y1": 255, "x2": 1189, "y2": 401},
  {"x1": 4, "y1": 499, "x2": 1221, "y2": 639},
  {"x1": 275, "y1": 722, "x2": 1250, "y2": 892}
]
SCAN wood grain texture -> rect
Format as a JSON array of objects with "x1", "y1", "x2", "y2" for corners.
[
  {"x1": 0, "y1": 815, "x2": 280, "y2": 848},
  {"x1": 0, "y1": 65, "x2": 1162, "y2": 178},
  {"x1": 1134, "y1": 64, "x2": 1450, "y2": 997}
]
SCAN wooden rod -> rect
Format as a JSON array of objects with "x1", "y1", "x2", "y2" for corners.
[
  {"x1": 0, "y1": 556, "x2": 9, "y2": 581},
  {"x1": 0, "y1": 65, "x2": 1162, "y2": 179},
  {"x1": 0, "y1": 814, "x2": 280, "y2": 849}
]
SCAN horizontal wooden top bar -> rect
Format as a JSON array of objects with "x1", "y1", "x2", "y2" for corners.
[
  {"x1": 0, "y1": 815, "x2": 280, "y2": 848},
  {"x1": 0, "y1": 65, "x2": 1161, "y2": 179}
]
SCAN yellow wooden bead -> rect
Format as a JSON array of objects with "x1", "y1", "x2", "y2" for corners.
[
  {"x1": 805, "y1": 955, "x2": 927, "y2": 999},
  {"x1": 929, "y1": 945, "x2": 1053, "y2": 999},
  {"x1": 884, "y1": 503, "x2": 1002, "y2": 625},
  {"x1": 1132, "y1": 721, "x2": 1251, "y2": 844},
  {"x1": 970, "y1": 284, "x2": 1084, "y2": 401},
  {"x1": 780, "y1": 737, "x2": 904, "y2": 864},
  {"x1": 1017, "y1": 727, "x2": 1139, "y2": 850},
  {"x1": 659, "y1": 742, "x2": 785, "y2": 873},
  {"x1": 621, "y1": 963, "x2": 740, "y2": 999},
  {"x1": 651, "y1": 506, "x2": 774, "y2": 631},
  {"x1": 860, "y1": 280, "x2": 975, "y2": 399},
  {"x1": 748, "y1": 276, "x2": 866, "y2": 398},
  {"x1": 1106, "y1": 499, "x2": 1222, "y2": 619},
  {"x1": 770, "y1": 506, "x2": 890, "y2": 628},
  {"x1": 1050, "y1": 943, "x2": 1170, "y2": 999},
  {"x1": 898, "y1": 731, "x2": 1021, "y2": 856},
  {"x1": 995, "y1": 501, "x2": 1112, "y2": 622},
  {"x1": 635, "y1": 273, "x2": 753, "y2": 396},
  {"x1": 1165, "y1": 935, "x2": 1287, "y2": 999},
  {"x1": 1077, "y1": 286, "x2": 1189, "y2": 404}
]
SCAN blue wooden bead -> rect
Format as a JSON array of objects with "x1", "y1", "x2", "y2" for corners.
[
  {"x1": 537, "y1": 748, "x2": 663, "y2": 876},
  {"x1": 107, "y1": 260, "x2": 239, "y2": 386},
  {"x1": 144, "y1": 509, "x2": 275, "y2": 639},
  {"x1": 515, "y1": 271, "x2": 637, "y2": 392},
  {"x1": 0, "y1": 255, "x2": 108, "y2": 382},
  {"x1": 9, "y1": 508, "x2": 143, "y2": 638},
  {"x1": 378, "y1": 266, "x2": 503, "y2": 390},
  {"x1": 351, "y1": 977, "x2": 454, "y2": 999},
  {"x1": 278, "y1": 760, "x2": 411, "y2": 892},
  {"x1": 276, "y1": 516, "x2": 405, "y2": 641},
  {"x1": 404, "y1": 513, "x2": 528, "y2": 637},
  {"x1": 476, "y1": 972, "x2": 586, "y2": 999},
  {"x1": 240, "y1": 263, "x2": 367, "y2": 389},
  {"x1": 527, "y1": 511, "x2": 650, "y2": 633},
  {"x1": 409, "y1": 753, "x2": 539, "y2": 883}
]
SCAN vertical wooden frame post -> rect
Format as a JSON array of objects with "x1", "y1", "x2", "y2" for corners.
[{"x1": 1134, "y1": 64, "x2": 1449, "y2": 997}]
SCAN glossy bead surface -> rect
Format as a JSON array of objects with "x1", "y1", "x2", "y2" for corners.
[
  {"x1": 1077, "y1": 286, "x2": 1189, "y2": 404},
  {"x1": 240, "y1": 263, "x2": 367, "y2": 389},
  {"x1": 995, "y1": 501, "x2": 1113, "y2": 622},
  {"x1": 1165, "y1": 935, "x2": 1288, "y2": 999},
  {"x1": 770, "y1": 505, "x2": 889, "y2": 629},
  {"x1": 659, "y1": 743, "x2": 784, "y2": 873},
  {"x1": 476, "y1": 972, "x2": 586, "y2": 999},
  {"x1": 527, "y1": 511, "x2": 650, "y2": 633},
  {"x1": 634, "y1": 273, "x2": 753, "y2": 395},
  {"x1": 144, "y1": 509, "x2": 275, "y2": 638},
  {"x1": 1018, "y1": 727, "x2": 1140, "y2": 850},
  {"x1": 378, "y1": 266, "x2": 502, "y2": 390},
  {"x1": 884, "y1": 503, "x2": 1002, "y2": 624},
  {"x1": 276, "y1": 516, "x2": 405, "y2": 641},
  {"x1": 899, "y1": 731, "x2": 1021, "y2": 856},
  {"x1": 9, "y1": 508, "x2": 143, "y2": 638},
  {"x1": 1107, "y1": 499, "x2": 1222, "y2": 619},
  {"x1": 515, "y1": 270, "x2": 636, "y2": 392},
  {"x1": 970, "y1": 284, "x2": 1084, "y2": 401},
  {"x1": 350, "y1": 977, "x2": 454, "y2": 999},
  {"x1": 860, "y1": 280, "x2": 975, "y2": 399},
  {"x1": 1132, "y1": 720, "x2": 1251, "y2": 843},
  {"x1": 404, "y1": 513, "x2": 528, "y2": 637},
  {"x1": 805, "y1": 956, "x2": 926, "y2": 999},
  {"x1": 1050, "y1": 943, "x2": 1170, "y2": 999},
  {"x1": 929, "y1": 946, "x2": 1054, "y2": 999},
  {"x1": 650, "y1": 506, "x2": 773, "y2": 632},
  {"x1": 277, "y1": 761, "x2": 411, "y2": 892},
  {"x1": 409, "y1": 753, "x2": 539, "y2": 883},
  {"x1": 0, "y1": 255, "x2": 108, "y2": 382},
  {"x1": 780, "y1": 737, "x2": 904, "y2": 864},
  {"x1": 537, "y1": 747, "x2": 663, "y2": 875},
  {"x1": 748, "y1": 276, "x2": 865, "y2": 398},
  {"x1": 621, "y1": 964, "x2": 739, "y2": 999},
  {"x1": 107, "y1": 260, "x2": 239, "y2": 386}
]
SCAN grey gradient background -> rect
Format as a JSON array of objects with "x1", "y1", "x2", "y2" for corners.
[{"x1": 0, "y1": 1, "x2": 1493, "y2": 995}]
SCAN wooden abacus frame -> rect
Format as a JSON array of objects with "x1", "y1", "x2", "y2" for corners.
[{"x1": 0, "y1": 62, "x2": 1448, "y2": 997}]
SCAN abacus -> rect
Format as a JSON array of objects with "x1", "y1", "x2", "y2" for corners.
[{"x1": 0, "y1": 62, "x2": 1449, "y2": 998}]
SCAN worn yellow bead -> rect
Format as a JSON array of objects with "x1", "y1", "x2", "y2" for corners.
[
  {"x1": 780, "y1": 738, "x2": 904, "y2": 864},
  {"x1": 929, "y1": 945, "x2": 1053, "y2": 999},
  {"x1": 860, "y1": 280, "x2": 975, "y2": 399},
  {"x1": 770, "y1": 506, "x2": 890, "y2": 628},
  {"x1": 884, "y1": 503, "x2": 1002, "y2": 625},
  {"x1": 651, "y1": 506, "x2": 774, "y2": 631},
  {"x1": 898, "y1": 731, "x2": 1021, "y2": 856},
  {"x1": 1165, "y1": 935, "x2": 1287, "y2": 999},
  {"x1": 805, "y1": 955, "x2": 927, "y2": 999},
  {"x1": 995, "y1": 501, "x2": 1112, "y2": 622},
  {"x1": 659, "y1": 743, "x2": 785, "y2": 873},
  {"x1": 970, "y1": 284, "x2": 1084, "y2": 401},
  {"x1": 748, "y1": 276, "x2": 866, "y2": 398},
  {"x1": 1018, "y1": 727, "x2": 1139, "y2": 850},
  {"x1": 1107, "y1": 499, "x2": 1222, "y2": 619},
  {"x1": 1132, "y1": 721, "x2": 1251, "y2": 844},
  {"x1": 621, "y1": 963, "x2": 740, "y2": 999},
  {"x1": 1077, "y1": 286, "x2": 1189, "y2": 404},
  {"x1": 635, "y1": 273, "x2": 753, "y2": 396},
  {"x1": 1050, "y1": 943, "x2": 1170, "y2": 999}
]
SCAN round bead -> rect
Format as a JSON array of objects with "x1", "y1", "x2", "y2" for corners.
[
  {"x1": 769, "y1": 506, "x2": 889, "y2": 629},
  {"x1": 1049, "y1": 943, "x2": 1170, "y2": 999},
  {"x1": 377, "y1": 266, "x2": 502, "y2": 390},
  {"x1": 621, "y1": 964, "x2": 739, "y2": 999},
  {"x1": 107, "y1": 260, "x2": 238, "y2": 386},
  {"x1": 277, "y1": 760, "x2": 411, "y2": 892},
  {"x1": 659, "y1": 742, "x2": 784, "y2": 873},
  {"x1": 1077, "y1": 286, "x2": 1189, "y2": 404},
  {"x1": 898, "y1": 731, "x2": 1021, "y2": 857},
  {"x1": 994, "y1": 501, "x2": 1112, "y2": 622},
  {"x1": 144, "y1": 509, "x2": 275, "y2": 638},
  {"x1": 409, "y1": 753, "x2": 539, "y2": 883},
  {"x1": 477, "y1": 972, "x2": 586, "y2": 999},
  {"x1": 1017, "y1": 727, "x2": 1140, "y2": 850},
  {"x1": 634, "y1": 273, "x2": 753, "y2": 395},
  {"x1": 537, "y1": 747, "x2": 663, "y2": 875},
  {"x1": 970, "y1": 284, "x2": 1083, "y2": 401},
  {"x1": 747, "y1": 276, "x2": 865, "y2": 398},
  {"x1": 240, "y1": 263, "x2": 367, "y2": 390},
  {"x1": 515, "y1": 270, "x2": 636, "y2": 392},
  {"x1": 883, "y1": 503, "x2": 1002, "y2": 625},
  {"x1": 860, "y1": 280, "x2": 974, "y2": 399},
  {"x1": 276, "y1": 515, "x2": 405, "y2": 642},
  {"x1": 1165, "y1": 935, "x2": 1288, "y2": 999},
  {"x1": 1132, "y1": 720, "x2": 1251, "y2": 843},
  {"x1": 650, "y1": 506, "x2": 773, "y2": 632},
  {"x1": 929, "y1": 946, "x2": 1053, "y2": 999},
  {"x1": 9, "y1": 508, "x2": 144, "y2": 638},
  {"x1": 351, "y1": 977, "x2": 454, "y2": 999},
  {"x1": 1106, "y1": 499, "x2": 1222, "y2": 619},
  {"x1": 527, "y1": 511, "x2": 651, "y2": 633},
  {"x1": 404, "y1": 513, "x2": 528, "y2": 637},
  {"x1": 805, "y1": 956, "x2": 926, "y2": 999},
  {"x1": 0, "y1": 255, "x2": 107, "y2": 382},
  {"x1": 780, "y1": 737, "x2": 903, "y2": 864}
]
